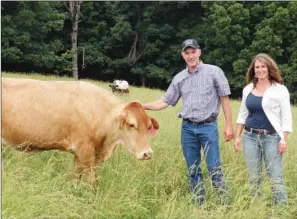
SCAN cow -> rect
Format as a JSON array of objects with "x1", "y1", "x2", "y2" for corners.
[
  {"x1": 109, "y1": 80, "x2": 130, "y2": 94},
  {"x1": 2, "y1": 78, "x2": 159, "y2": 187}
]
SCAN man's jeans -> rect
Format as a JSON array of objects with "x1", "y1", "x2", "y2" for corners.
[
  {"x1": 242, "y1": 130, "x2": 287, "y2": 205},
  {"x1": 181, "y1": 120, "x2": 230, "y2": 204}
]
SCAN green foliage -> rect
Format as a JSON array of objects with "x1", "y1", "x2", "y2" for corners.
[
  {"x1": 1, "y1": 1, "x2": 66, "y2": 72},
  {"x1": 54, "y1": 50, "x2": 73, "y2": 74},
  {"x1": 1, "y1": 1, "x2": 297, "y2": 103}
]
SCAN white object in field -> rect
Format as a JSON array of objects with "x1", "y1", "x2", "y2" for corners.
[{"x1": 114, "y1": 80, "x2": 129, "y2": 90}]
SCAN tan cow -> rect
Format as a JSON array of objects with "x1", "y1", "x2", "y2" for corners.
[{"x1": 2, "y1": 78, "x2": 159, "y2": 186}]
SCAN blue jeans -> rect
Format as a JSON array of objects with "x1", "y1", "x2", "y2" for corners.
[
  {"x1": 181, "y1": 120, "x2": 230, "y2": 204},
  {"x1": 242, "y1": 130, "x2": 287, "y2": 205}
]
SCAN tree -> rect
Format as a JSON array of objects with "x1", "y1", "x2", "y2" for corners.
[
  {"x1": 249, "y1": 2, "x2": 297, "y2": 103},
  {"x1": 1, "y1": 1, "x2": 296, "y2": 103},
  {"x1": 201, "y1": 2, "x2": 250, "y2": 89},
  {"x1": 1, "y1": 1, "x2": 65, "y2": 73},
  {"x1": 65, "y1": 1, "x2": 83, "y2": 79}
]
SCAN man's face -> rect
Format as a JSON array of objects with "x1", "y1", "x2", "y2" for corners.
[{"x1": 181, "y1": 48, "x2": 201, "y2": 69}]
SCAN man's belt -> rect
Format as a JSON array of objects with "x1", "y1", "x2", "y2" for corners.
[
  {"x1": 244, "y1": 126, "x2": 276, "y2": 135},
  {"x1": 183, "y1": 116, "x2": 217, "y2": 125}
]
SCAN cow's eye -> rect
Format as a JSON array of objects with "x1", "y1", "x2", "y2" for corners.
[{"x1": 128, "y1": 124, "x2": 135, "y2": 129}]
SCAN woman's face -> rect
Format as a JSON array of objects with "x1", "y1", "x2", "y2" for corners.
[{"x1": 254, "y1": 59, "x2": 269, "y2": 80}]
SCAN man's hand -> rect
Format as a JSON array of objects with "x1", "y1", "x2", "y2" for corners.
[
  {"x1": 220, "y1": 96, "x2": 234, "y2": 142},
  {"x1": 224, "y1": 124, "x2": 234, "y2": 142}
]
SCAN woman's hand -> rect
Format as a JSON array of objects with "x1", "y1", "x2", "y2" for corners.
[
  {"x1": 278, "y1": 142, "x2": 287, "y2": 154},
  {"x1": 234, "y1": 137, "x2": 241, "y2": 152}
]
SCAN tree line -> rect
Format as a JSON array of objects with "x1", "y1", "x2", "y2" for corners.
[{"x1": 1, "y1": 1, "x2": 297, "y2": 103}]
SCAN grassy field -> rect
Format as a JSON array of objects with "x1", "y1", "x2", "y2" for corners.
[{"x1": 1, "y1": 72, "x2": 297, "y2": 219}]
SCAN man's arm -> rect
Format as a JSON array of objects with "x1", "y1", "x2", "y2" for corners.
[
  {"x1": 142, "y1": 98, "x2": 169, "y2": 111},
  {"x1": 220, "y1": 96, "x2": 234, "y2": 141}
]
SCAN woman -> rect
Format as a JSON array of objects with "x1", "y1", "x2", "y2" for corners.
[{"x1": 234, "y1": 53, "x2": 293, "y2": 205}]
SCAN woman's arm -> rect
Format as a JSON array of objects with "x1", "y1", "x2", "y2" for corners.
[{"x1": 234, "y1": 123, "x2": 245, "y2": 152}]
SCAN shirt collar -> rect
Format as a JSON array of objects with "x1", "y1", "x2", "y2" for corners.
[{"x1": 187, "y1": 61, "x2": 203, "y2": 74}]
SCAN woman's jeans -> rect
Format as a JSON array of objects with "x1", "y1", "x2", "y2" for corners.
[
  {"x1": 181, "y1": 120, "x2": 230, "y2": 204},
  {"x1": 242, "y1": 130, "x2": 287, "y2": 205}
]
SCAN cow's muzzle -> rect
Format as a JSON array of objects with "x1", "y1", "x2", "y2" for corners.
[{"x1": 136, "y1": 149, "x2": 153, "y2": 160}]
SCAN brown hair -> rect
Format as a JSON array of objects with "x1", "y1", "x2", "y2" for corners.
[{"x1": 245, "y1": 53, "x2": 283, "y2": 86}]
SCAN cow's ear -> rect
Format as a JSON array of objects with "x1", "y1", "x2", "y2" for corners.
[
  {"x1": 118, "y1": 111, "x2": 127, "y2": 129},
  {"x1": 150, "y1": 117, "x2": 159, "y2": 130}
]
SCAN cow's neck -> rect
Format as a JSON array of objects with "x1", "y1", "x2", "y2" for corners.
[
  {"x1": 105, "y1": 103, "x2": 126, "y2": 144},
  {"x1": 95, "y1": 104, "x2": 126, "y2": 163}
]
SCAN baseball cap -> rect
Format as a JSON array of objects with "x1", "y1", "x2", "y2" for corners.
[{"x1": 181, "y1": 39, "x2": 200, "y2": 51}]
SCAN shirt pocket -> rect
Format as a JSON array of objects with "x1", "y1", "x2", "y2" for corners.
[
  {"x1": 201, "y1": 84, "x2": 213, "y2": 95},
  {"x1": 195, "y1": 84, "x2": 213, "y2": 105},
  {"x1": 181, "y1": 84, "x2": 192, "y2": 99}
]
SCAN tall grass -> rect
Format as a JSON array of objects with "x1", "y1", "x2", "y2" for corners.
[{"x1": 2, "y1": 72, "x2": 297, "y2": 219}]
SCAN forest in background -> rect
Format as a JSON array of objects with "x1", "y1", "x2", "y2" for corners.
[{"x1": 1, "y1": 1, "x2": 297, "y2": 103}]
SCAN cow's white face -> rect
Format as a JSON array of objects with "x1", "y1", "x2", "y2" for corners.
[{"x1": 117, "y1": 102, "x2": 159, "y2": 160}]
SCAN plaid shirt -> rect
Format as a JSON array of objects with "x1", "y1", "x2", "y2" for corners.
[{"x1": 163, "y1": 63, "x2": 231, "y2": 122}]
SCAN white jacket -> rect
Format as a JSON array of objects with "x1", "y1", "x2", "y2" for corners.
[{"x1": 237, "y1": 82, "x2": 293, "y2": 143}]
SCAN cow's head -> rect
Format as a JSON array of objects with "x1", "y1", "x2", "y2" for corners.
[
  {"x1": 109, "y1": 84, "x2": 118, "y2": 93},
  {"x1": 117, "y1": 101, "x2": 159, "y2": 160}
]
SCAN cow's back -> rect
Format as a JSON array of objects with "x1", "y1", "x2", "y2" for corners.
[{"x1": 2, "y1": 78, "x2": 122, "y2": 149}]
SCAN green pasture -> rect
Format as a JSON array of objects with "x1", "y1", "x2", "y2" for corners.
[{"x1": 1, "y1": 72, "x2": 297, "y2": 219}]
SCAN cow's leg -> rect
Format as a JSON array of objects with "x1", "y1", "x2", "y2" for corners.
[
  {"x1": 74, "y1": 154, "x2": 83, "y2": 183},
  {"x1": 74, "y1": 144, "x2": 97, "y2": 188}
]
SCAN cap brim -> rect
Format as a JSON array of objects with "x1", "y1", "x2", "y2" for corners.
[{"x1": 182, "y1": 45, "x2": 199, "y2": 51}]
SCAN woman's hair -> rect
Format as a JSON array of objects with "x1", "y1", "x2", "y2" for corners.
[{"x1": 245, "y1": 53, "x2": 283, "y2": 86}]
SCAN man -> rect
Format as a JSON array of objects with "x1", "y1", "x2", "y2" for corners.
[{"x1": 142, "y1": 39, "x2": 234, "y2": 205}]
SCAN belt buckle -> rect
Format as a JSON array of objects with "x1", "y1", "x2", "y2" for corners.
[
  {"x1": 250, "y1": 128, "x2": 260, "y2": 134},
  {"x1": 256, "y1": 129, "x2": 267, "y2": 135},
  {"x1": 195, "y1": 120, "x2": 202, "y2": 125}
]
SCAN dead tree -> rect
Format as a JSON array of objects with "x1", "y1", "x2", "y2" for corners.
[
  {"x1": 127, "y1": 14, "x2": 144, "y2": 86},
  {"x1": 65, "y1": 1, "x2": 83, "y2": 80}
]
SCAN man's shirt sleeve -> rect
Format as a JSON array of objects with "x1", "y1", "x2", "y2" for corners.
[
  {"x1": 213, "y1": 67, "x2": 231, "y2": 96},
  {"x1": 163, "y1": 78, "x2": 181, "y2": 106}
]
